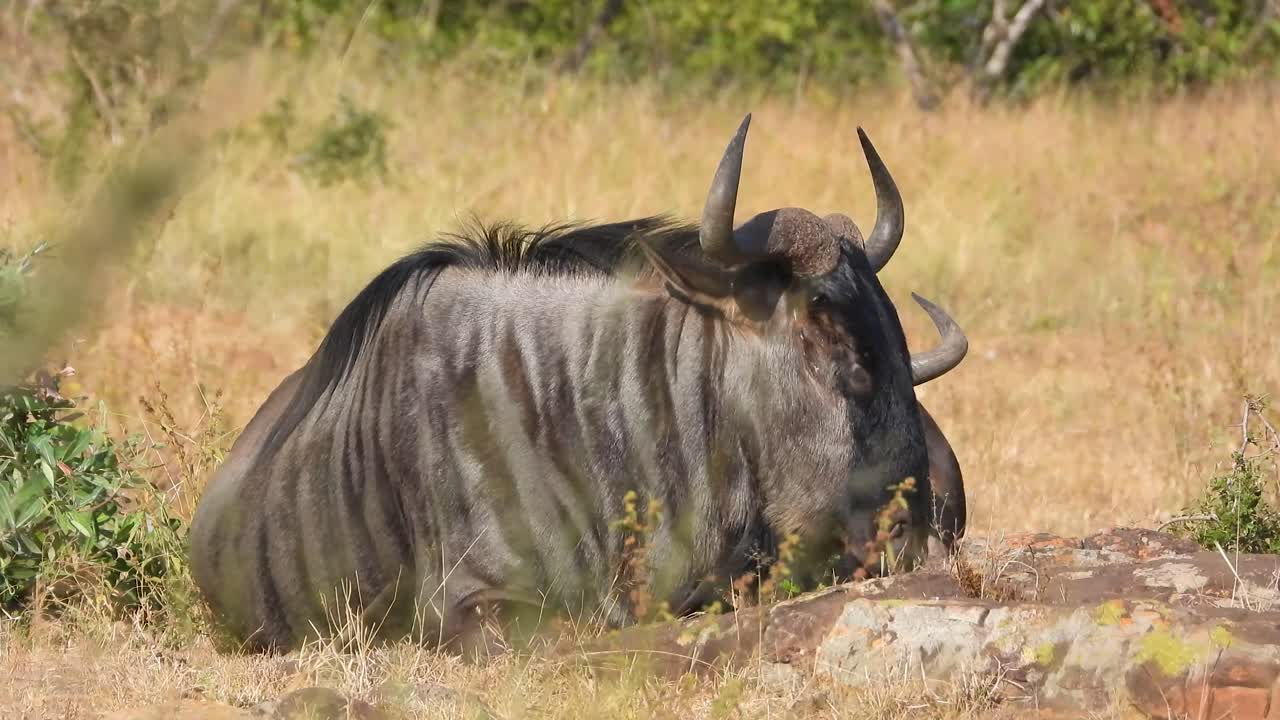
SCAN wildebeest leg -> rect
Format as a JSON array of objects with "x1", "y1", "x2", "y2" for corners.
[
  {"x1": 445, "y1": 596, "x2": 556, "y2": 664},
  {"x1": 920, "y1": 403, "x2": 966, "y2": 555},
  {"x1": 348, "y1": 565, "x2": 419, "y2": 646}
]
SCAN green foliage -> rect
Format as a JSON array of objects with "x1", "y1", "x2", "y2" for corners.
[
  {"x1": 0, "y1": 243, "x2": 51, "y2": 338},
  {"x1": 0, "y1": 244, "x2": 199, "y2": 630},
  {"x1": 230, "y1": 91, "x2": 391, "y2": 185},
  {"x1": 258, "y1": 97, "x2": 298, "y2": 152},
  {"x1": 295, "y1": 95, "x2": 393, "y2": 187},
  {"x1": 245, "y1": 0, "x2": 1278, "y2": 98},
  {"x1": 709, "y1": 678, "x2": 745, "y2": 719},
  {"x1": 1177, "y1": 450, "x2": 1280, "y2": 554},
  {"x1": 9, "y1": 1, "x2": 211, "y2": 193},
  {"x1": 8, "y1": 0, "x2": 1280, "y2": 168},
  {"x1": 1001, "y1": 0, "x2": 1270, "y2": 97},
  {"x1": 1175, "y1": 397, "x2": 1280, "y2": 555},
  {"x1": 605, "y1": 0, "x2": 887, "y2": 89},
  {"x1": 0, "y1": 369, "x2": 188, "y2": 613}
]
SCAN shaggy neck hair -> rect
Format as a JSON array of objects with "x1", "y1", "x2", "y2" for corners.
[{"x1": 257, "y1": 215, "x2": 701, "y2": 460}]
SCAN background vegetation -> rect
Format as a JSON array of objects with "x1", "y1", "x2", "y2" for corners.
[
  {"x1": 1, "y1": 1, "x2": 1279, "y2": 717},
  {"x1": 204, "y1": 0, "x2": 1280, "y2": 97}
]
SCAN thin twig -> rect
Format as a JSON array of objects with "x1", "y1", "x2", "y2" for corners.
[
  {"x1": 1240, "y1": 397, "x2": 1252, "y2": 455},
  {"x1": 559, "y1": 0, "x2": 624, "y2": 73},
  {"x1": 971, "y1": 0, "x2": 1008, "y2": 74},
  {"x1": 1238, "y1": 394, "x2": 1280, "y2": 462},
  {"x1": 193, "y1": 0, "x2": 243, "y2": 61},
  {"x1": 1156, "y1": 514, "x2": 1218, "y2": 533},
  {"x1": 1213, "y1": 540, "x2": 1254, "y2": 611},
  {"x1": 67, "y1": 45, "x2": 121, "y2": 145},
  {"x1": 971, "y1": 0, "x2": 1049, "y2": 104},
  {"x1": 984, "y1": 0, "x2": 1047, "y2": 78},
  {"x1": 870, "y1": 0, "x2": 940, "y2": 111}
]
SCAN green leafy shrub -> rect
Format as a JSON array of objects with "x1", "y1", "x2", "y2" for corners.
[
  {"x1": 245, "y1": 0, "x2": 1280, "y2": 99},
  {"x1": 10, "y1": 0, "x2": 1280, "y2": 139},
  {"x1": 0, "y1": 369, "x2": 188, "y2": 613},
  {"x1": 258, "y1": 97, "x2": 298, "y2": 152},
  {"x1": 1177, "y1": 450, "x2": 1280, "y2": 554},
  {"x1": 296, "y1": 94, "x2": 392, "y2": 187},
  {"x1": 1174, "y1": 396, "x2": 1280, "y2": 555},
  {"x1": 0, "y1": 243, "x2": 51, "y2": 337}
]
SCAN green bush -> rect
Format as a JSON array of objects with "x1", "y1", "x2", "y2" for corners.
[
  {"x1": 0, "y1": 369, "x2": 187, "y2": 613},
  {"x1": 1, "y1": 244, "x2": 188, "y2": 616},
  {"x1": 0, "y1": 243, "x2": 50, "y2": 337},
  {"x1": 1174, "y1": 396, "x2": 1280, "y2": 555},
  {"x1": 246, "y1": 0, "x2": 1278, "y2": 97},
  {"x1": 1177, "y1": 450, "x2": 1280, "y2": 555},
  {"x1": 296, "y1": 94, "x2": 393, "y2": 187},
  {"x1": 9, "y1": 0, "x2": 1280, "y2": 165}
]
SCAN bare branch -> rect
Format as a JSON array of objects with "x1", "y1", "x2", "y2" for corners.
[
  {"x1": 67, "y1": 45, "x2": 122, "y2": 145},
  {"x1": 870, "y1": 0, "x2": 940, "y2": 111},
  {"x1": 559, "y1": 0, "x2": 625, "y2": 74},
  {"x1": 415, "y1": 0, "x2": 443, "y2": 48},
  {"x1": 971, "y1": 0, "x2": 1049, "y2": 104},
  {"x1": 1241, "y1": 397, "x2": 1253, "y2": 456},
  {"x1": 21, "y1": 0, "x2": 45, "y2": 35},
  {"x1": 982, "y1": 0, "x2": 1047, "y2": 81},
  {"x1": 193, "y1": 0, "x2": 244, "y2": 62},
  {"x1": 972, "y1": 0, "x2": 1008, "y2": 74},
  {"x1": 1157, "y1": 514, "x2": 1219, "y2": 533},
  {"x1": 1246, "y1": 0, "x2": 1280, "y2": 54}
]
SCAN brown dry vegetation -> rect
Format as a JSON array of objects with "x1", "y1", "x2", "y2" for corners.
[{"x1": 2, "y1": 45, "x2": 1279, "y2": 718}]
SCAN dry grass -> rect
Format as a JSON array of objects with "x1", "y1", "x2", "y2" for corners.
[
  {"x1": 0, "y1": 602, "x2": 1057, "y2": 720},
  {"x1": 16, "y1": 50, "x2": 1268, "y2": 537},
  {"x1": 2, "y1": 43, "x2": 1279, "y2": 718}
]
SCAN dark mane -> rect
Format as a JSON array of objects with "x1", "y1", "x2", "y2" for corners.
[{"x1": 256, "y1": 214, "x2": 699, "y2": 458}]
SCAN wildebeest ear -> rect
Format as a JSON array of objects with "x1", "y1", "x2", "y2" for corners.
[{"x1": 638, "y1": 239, "x2": 736, "y2": 302}]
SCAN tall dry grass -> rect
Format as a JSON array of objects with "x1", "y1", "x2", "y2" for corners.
[
  {"x1": 4, "y1": 52, "x2": 1279, "y2": 537},
  {"x1": 2, "y1": 43, "x2": 1278, "y2": 720}
]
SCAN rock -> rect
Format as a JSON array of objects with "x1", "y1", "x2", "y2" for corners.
[
  {"x1": 1127, "y1": 656, "x2": 1278, "y2": 719},
  {"x1": 947, "y1": 527, "x2": 1280, "y2": 609},
  {"x1": 556, "y1": 528, "x2": 1280, "y2": 719},
  {"x1": 266, "y1": 687, "x2": 385, "y2": 720}
]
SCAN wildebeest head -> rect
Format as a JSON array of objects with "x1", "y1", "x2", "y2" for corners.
[{"x1": 637, "y1": 114, "x2": 966, "y2": 581}]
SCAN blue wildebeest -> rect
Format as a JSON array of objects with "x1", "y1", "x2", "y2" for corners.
[
  {"x1": 517, "y1": 132, "x2": 970, "y2": 554},
  {"x1": 189, "y1": 114, "x2": 969, "y2": 657}
]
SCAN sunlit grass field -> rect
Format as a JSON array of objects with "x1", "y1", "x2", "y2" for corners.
[{"x1": 2, "y1": 46, "x2": 1278, "y2": 717}]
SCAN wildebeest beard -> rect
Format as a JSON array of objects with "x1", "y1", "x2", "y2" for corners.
[{"x1": 187, "y1": 114, "x2": 968, "y2": 658}]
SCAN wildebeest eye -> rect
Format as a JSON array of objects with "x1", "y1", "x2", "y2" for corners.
[{"x1": 846, "y1": 364, "x2": 873, "y2": 397}]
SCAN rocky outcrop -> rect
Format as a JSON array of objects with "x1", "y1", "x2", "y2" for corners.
[
  {"x1": 559, "y1": 528, "x2": 1280, "y2": 719},
  {"x1": 102, "y1": 529, "x2": 1280, "y2": 719}
]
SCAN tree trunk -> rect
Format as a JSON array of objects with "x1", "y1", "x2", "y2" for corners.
[
  {"x1": 970, "y1": 0, "x2": 1049, "y2": 105},
  {"x1": 559, "y1": 0, "x2": 625, "y2": 74},
  {"x1": 870, "y1": 0, "x2": 940, "y2": 111}
]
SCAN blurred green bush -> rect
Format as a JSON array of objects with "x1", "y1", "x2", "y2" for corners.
[
  {"x1": 244, "y1": 0, "x2": 1278, "y2": 97},
  {"x1": 0, "y1": 369, "x2": 186, "y2": 613}
]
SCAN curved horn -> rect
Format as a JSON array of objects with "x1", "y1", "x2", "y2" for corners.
[
  {"x1": 908, "y1": 292, "x2": 968, "y2": 386},
  {"x1": 700, "y1": 113, "x2": 752, "y2": 265},
  {"x1": 857, "y1": 128, "x2": 904, "y2": 273},
  {"x1": 698, "y1": 114, "x2": 840, "y2": 276}
]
